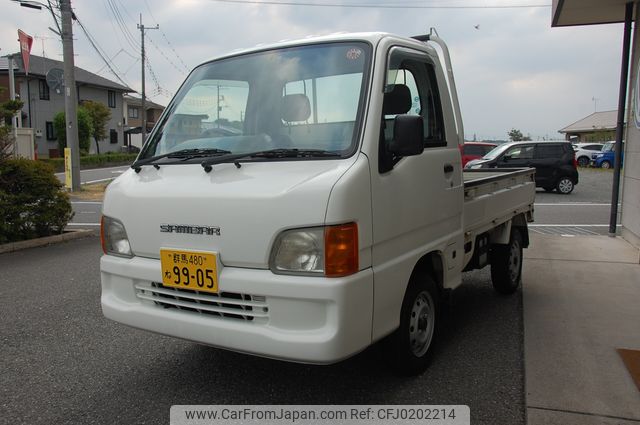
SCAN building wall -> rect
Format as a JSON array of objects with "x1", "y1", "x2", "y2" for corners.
[
  {"x1": 16, "y1": 78, "x2": 126, "y2": 158},
  {"x1": 20, "y1": 77, "x2": 66, "y2": 158},
  {"x1": 78, "y1": 85, "x2": 125, "y2": 155},
  {"x1": 621, "y1": 5, "x2": 640, "y2": 249}
]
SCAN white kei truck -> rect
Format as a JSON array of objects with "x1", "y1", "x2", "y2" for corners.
[{"x1": 100, "y1": 30, "x2": 535, "y2": 375}]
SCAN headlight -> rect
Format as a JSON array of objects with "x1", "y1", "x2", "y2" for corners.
[
  {"x1": 468, "y1": 163, "x2": 483, "y2": 169},
  {"x1": 101, "y1": 215, "x2": 133, "y2": 258},
  {"x1": 270, "y1": 223, "x2": 358, "y2": 277},
  {"x1": 597, "y1": 154, "x2": 604, "y2": 158}
]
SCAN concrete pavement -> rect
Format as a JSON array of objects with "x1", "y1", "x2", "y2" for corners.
[{"x1": 523, "y1": 234, "x2": 640, "y2": 424}]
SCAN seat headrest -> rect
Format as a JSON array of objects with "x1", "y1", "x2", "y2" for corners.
[
  {"x1": 383, "y1": 84, "x2": 412, "y2": 115},
  {"x1": 281, "y1": 94, "x2": 311, "y2": 122}
]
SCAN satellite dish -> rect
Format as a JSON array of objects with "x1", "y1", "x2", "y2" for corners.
[{"x1": 46, "y1": 68, "x2": 64, "y2": 94}]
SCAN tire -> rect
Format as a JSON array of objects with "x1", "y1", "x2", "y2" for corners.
[
  {"x1": 385, "y1": 272, "x2": 440, "y2": 376},
  {"x1": 600, "y1": 160, "x2": 611, "y2": 169},
  {"x1": 577, "y1": 156, "x2": 590, "y2": 167},
  {"x1": 556, "y1": 177, "x2": 574, "y2": 194},
  {"x1": 490, "y1": 228, "x2": 523, "y2": 295},
  {"x1": 543, "y1": 186, "x2": 555, "y2": 193}
]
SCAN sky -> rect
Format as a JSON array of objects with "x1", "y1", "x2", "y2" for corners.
[{"x1": 0, "y1": 0, "x2": 627, "y2": 141}]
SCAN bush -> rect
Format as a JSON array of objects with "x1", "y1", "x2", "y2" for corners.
[
  {"x1": 53, "y1": 108, "x2": 93, "y2": 154},
  {"x1": 0, "y1": 159, "x2": 74, "y2": 244}
]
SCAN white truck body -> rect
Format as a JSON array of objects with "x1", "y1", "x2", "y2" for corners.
[{"x1": 100, "y1": 32, "x2": 535, "y2": 370}]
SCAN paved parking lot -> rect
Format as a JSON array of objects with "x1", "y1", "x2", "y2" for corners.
[
  {"x1": 531, "y1": 168, "x2": 617, "y2": 236},
  {"x1": 3, "y1": 167, "x2": 621, "y2": 425},
  {"x1": 1, "y1": 237, "x2": 524, "y2": 425}
]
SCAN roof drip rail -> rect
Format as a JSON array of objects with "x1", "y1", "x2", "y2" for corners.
[{"x1": 412, "y1": 28, "x2": 465, "y2": 145}]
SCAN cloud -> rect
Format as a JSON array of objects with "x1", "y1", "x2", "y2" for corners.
[{"x1": 0, "y1": 0, "x2": 627, "y2": 139}]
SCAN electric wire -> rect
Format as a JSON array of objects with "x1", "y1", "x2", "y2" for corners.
[
  {"x1": 143, "y1": 0, "x2": 190, "y2": 72},
  {"x1": 204, "y1": 0, "x2": 551, "y2": 8},
  {"x1": 74, "y1": 14, "x2": 131, "y2": 88}
]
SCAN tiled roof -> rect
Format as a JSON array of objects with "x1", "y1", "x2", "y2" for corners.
[
  {"x1": 0, "y1": 53, "x2": 133, "y2": 92},
  {"x1": 123, "y1": 94, "x2": 165, "y2": 110},
  {"x1": 559, "y1": 110, "x2": 619, "y2": 133}
]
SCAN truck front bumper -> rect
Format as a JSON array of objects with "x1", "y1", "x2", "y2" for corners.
[{"x1": 100, "y1": 255, "x2": 374, "y2": 364}]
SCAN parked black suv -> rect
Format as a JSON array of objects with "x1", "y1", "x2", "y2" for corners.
[{"x1": 465, "y1": 141, "x2": 579, "y2": 194}]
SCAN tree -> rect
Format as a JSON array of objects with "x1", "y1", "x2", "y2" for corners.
[
  {"x1": 54, "y1": 107, "x2": 93, "y2": 155},
  {"x1": 508, "y1": 128, "x2": 532, "y2": 142},
  {"x1": 82, "y1": 100, "x2": 111, "y2": 155},
  {"x1": 0, "y1": 92, "x2": 24, "y2": 161}
]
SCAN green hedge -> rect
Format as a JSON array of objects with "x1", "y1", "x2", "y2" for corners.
[
  {"x1": 0, "y1": 159, "x2": 74, "y2": 244},
  {"x1": 40, "y1": 153, "x2": 138, "y2": 172}
]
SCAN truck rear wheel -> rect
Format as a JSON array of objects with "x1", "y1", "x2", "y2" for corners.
[
  {"x1": 490, "y1": 228, "x2": 523, "y2": 295},
  {"x1": 386, "y1": 272, "x2": 439, "y2": 376}
]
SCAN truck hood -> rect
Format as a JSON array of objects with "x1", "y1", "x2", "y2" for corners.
[{"x1": 102, "y1": 159, "x2": 356, "y2": 268}]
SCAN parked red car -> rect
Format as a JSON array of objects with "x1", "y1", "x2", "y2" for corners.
[{"x1": 459, "y1": 142, "x2": 498, "y2": 167}]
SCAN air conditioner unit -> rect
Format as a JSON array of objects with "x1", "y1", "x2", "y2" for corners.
[{"x1": 35, "y1": 129, "x2": 43, "y2": 138}]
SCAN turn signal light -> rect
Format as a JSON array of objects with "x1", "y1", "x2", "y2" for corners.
[{"x1": 324, "y1": 222, "x2": 358, "y2": 277}]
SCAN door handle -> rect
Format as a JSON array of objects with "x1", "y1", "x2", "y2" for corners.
[{"x1": 444, "y1": 164, "x2": 454, "y2": 173}]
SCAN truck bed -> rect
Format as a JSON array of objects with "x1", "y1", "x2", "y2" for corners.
[{"x1": 463, "y1": 168, "x2": 536, "y2": 237}]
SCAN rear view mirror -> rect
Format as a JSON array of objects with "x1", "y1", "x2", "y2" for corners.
[{"x1": 388, "y1": 115, "x2": 424, "y2": 157}]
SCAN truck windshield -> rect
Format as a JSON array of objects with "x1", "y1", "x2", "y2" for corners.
[{"x1": 140, "y1": 42, "x2": 371, "y2": 162}]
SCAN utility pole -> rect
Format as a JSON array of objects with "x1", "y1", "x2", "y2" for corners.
[
  {"x1": 60, "y1": 0, "x2": 81, "y2": 191},
  {"x1": 137, "y1": 14, "x2": 158, "y2": 144},
  {"x1": 8, "y1": 54, "x2": 18, "y2": 156}
]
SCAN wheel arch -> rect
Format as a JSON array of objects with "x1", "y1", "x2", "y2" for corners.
[{"x1": 410, "y1": 251, "x2": 445, "y2": 299}]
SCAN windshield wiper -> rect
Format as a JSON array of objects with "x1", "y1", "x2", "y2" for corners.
[
  {"x1": 132, "y1": 148, "x2": 232, "y2": 173},
  {"x1": 200, "y1": 148, "x2": 341, "y2": 173}
]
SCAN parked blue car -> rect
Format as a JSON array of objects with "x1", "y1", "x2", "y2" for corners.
[{"x1": 591, "y1": 141, "x2": 624, "y2": 169}]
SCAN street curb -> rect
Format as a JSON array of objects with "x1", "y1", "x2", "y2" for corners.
[{"x1": 0, "y1": 229, "x2": 96, "y2": 254}]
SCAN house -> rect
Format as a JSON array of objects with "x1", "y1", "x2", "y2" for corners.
[
  {"x1": 123, "y1": 94, "x2": 165, "y2": 149},
  {"x1": 0, "y1": 53, "x2": 134, "y2": 158},
  {"x1": 558, "y1": 110, "x2": 620, "y2": 142}
]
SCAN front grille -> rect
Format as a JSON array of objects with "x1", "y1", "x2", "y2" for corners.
[{"x1": 135, "y1": 282, "x2": 269, "y2": 323}]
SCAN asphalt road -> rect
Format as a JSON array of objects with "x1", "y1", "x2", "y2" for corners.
[
  {"x1": 67, "y1": 168, "x2": 619, "y2": 236},
  {"x1": 55, "y1": 165, "x2": 130, "y2": 185},
  {"x1": 530, "y1": 168, "x2": 618, "y2": 236},
  {"x1": 1, "y1": 237, "x2": 524, "y2": 425}
]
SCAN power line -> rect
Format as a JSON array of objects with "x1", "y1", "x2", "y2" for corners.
[
  {"x1": 143, "y1": 0, "x2": 191, "y2": 72},
  {"x1": 74, "y1": 14, "x2": 131, "y2": 88},
  {"x1": 145, "y1": 58, "x2": 173, "y2": 99},
  {"x1": 146, "y1": 35, "x2": 189, "y2": 75},
  {"x1": 204, "y1": 0, "x2": 551, "y2": 8},
  {"x1": 104, "y1": 0, "x2": 140, "y2": 51}
]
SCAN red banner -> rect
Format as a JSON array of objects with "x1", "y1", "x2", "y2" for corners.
[{"x1": 18, "y1": 29, "x2": 34, "y2": 75}]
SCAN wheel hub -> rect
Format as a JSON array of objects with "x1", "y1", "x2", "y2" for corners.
[{"x1": 409, "y1": 291, "x2": 435, "y2": 357}]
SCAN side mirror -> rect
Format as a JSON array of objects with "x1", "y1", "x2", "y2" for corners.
[
  {"x1": 388, "y1": 115, "x2": 424, "y2": 157},
  {"x1": 502, "y1": 155, "x2": 511, "y2": 162}
]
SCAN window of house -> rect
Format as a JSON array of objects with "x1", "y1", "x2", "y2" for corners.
[
  {"x1": 39, "y1": 80, "x2": 50, "y2": 100},
  {"x1": 108, "y1": 91, "x2": 116, "y2": 108},
  {"x1": 128, "y1": 107, "x2": 139, "y2": 119},
  {"x1": 45, "y1": 121, "x2": 55, "y2": 140},
  {"x1": 110, "y1": 129, "x2": 118, "y2": 144}
]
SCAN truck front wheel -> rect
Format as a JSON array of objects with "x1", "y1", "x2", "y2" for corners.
[
  {"x1": 490, "y1": 228, "x2": 523, "y2": 295},
  {"x1": 386, "y1": 273, "x2": 440, "y2": 376}
]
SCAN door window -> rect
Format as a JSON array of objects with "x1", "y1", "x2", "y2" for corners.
[
  {"x1": 504, "y1": 145, "x2": 534, "y2": 160},
  {"x1": 384, "y1": 47, "x2": 445, "y2": 147},
  {"x1": 535, "y1": 144, "x2": 563, "y2": 159}
]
